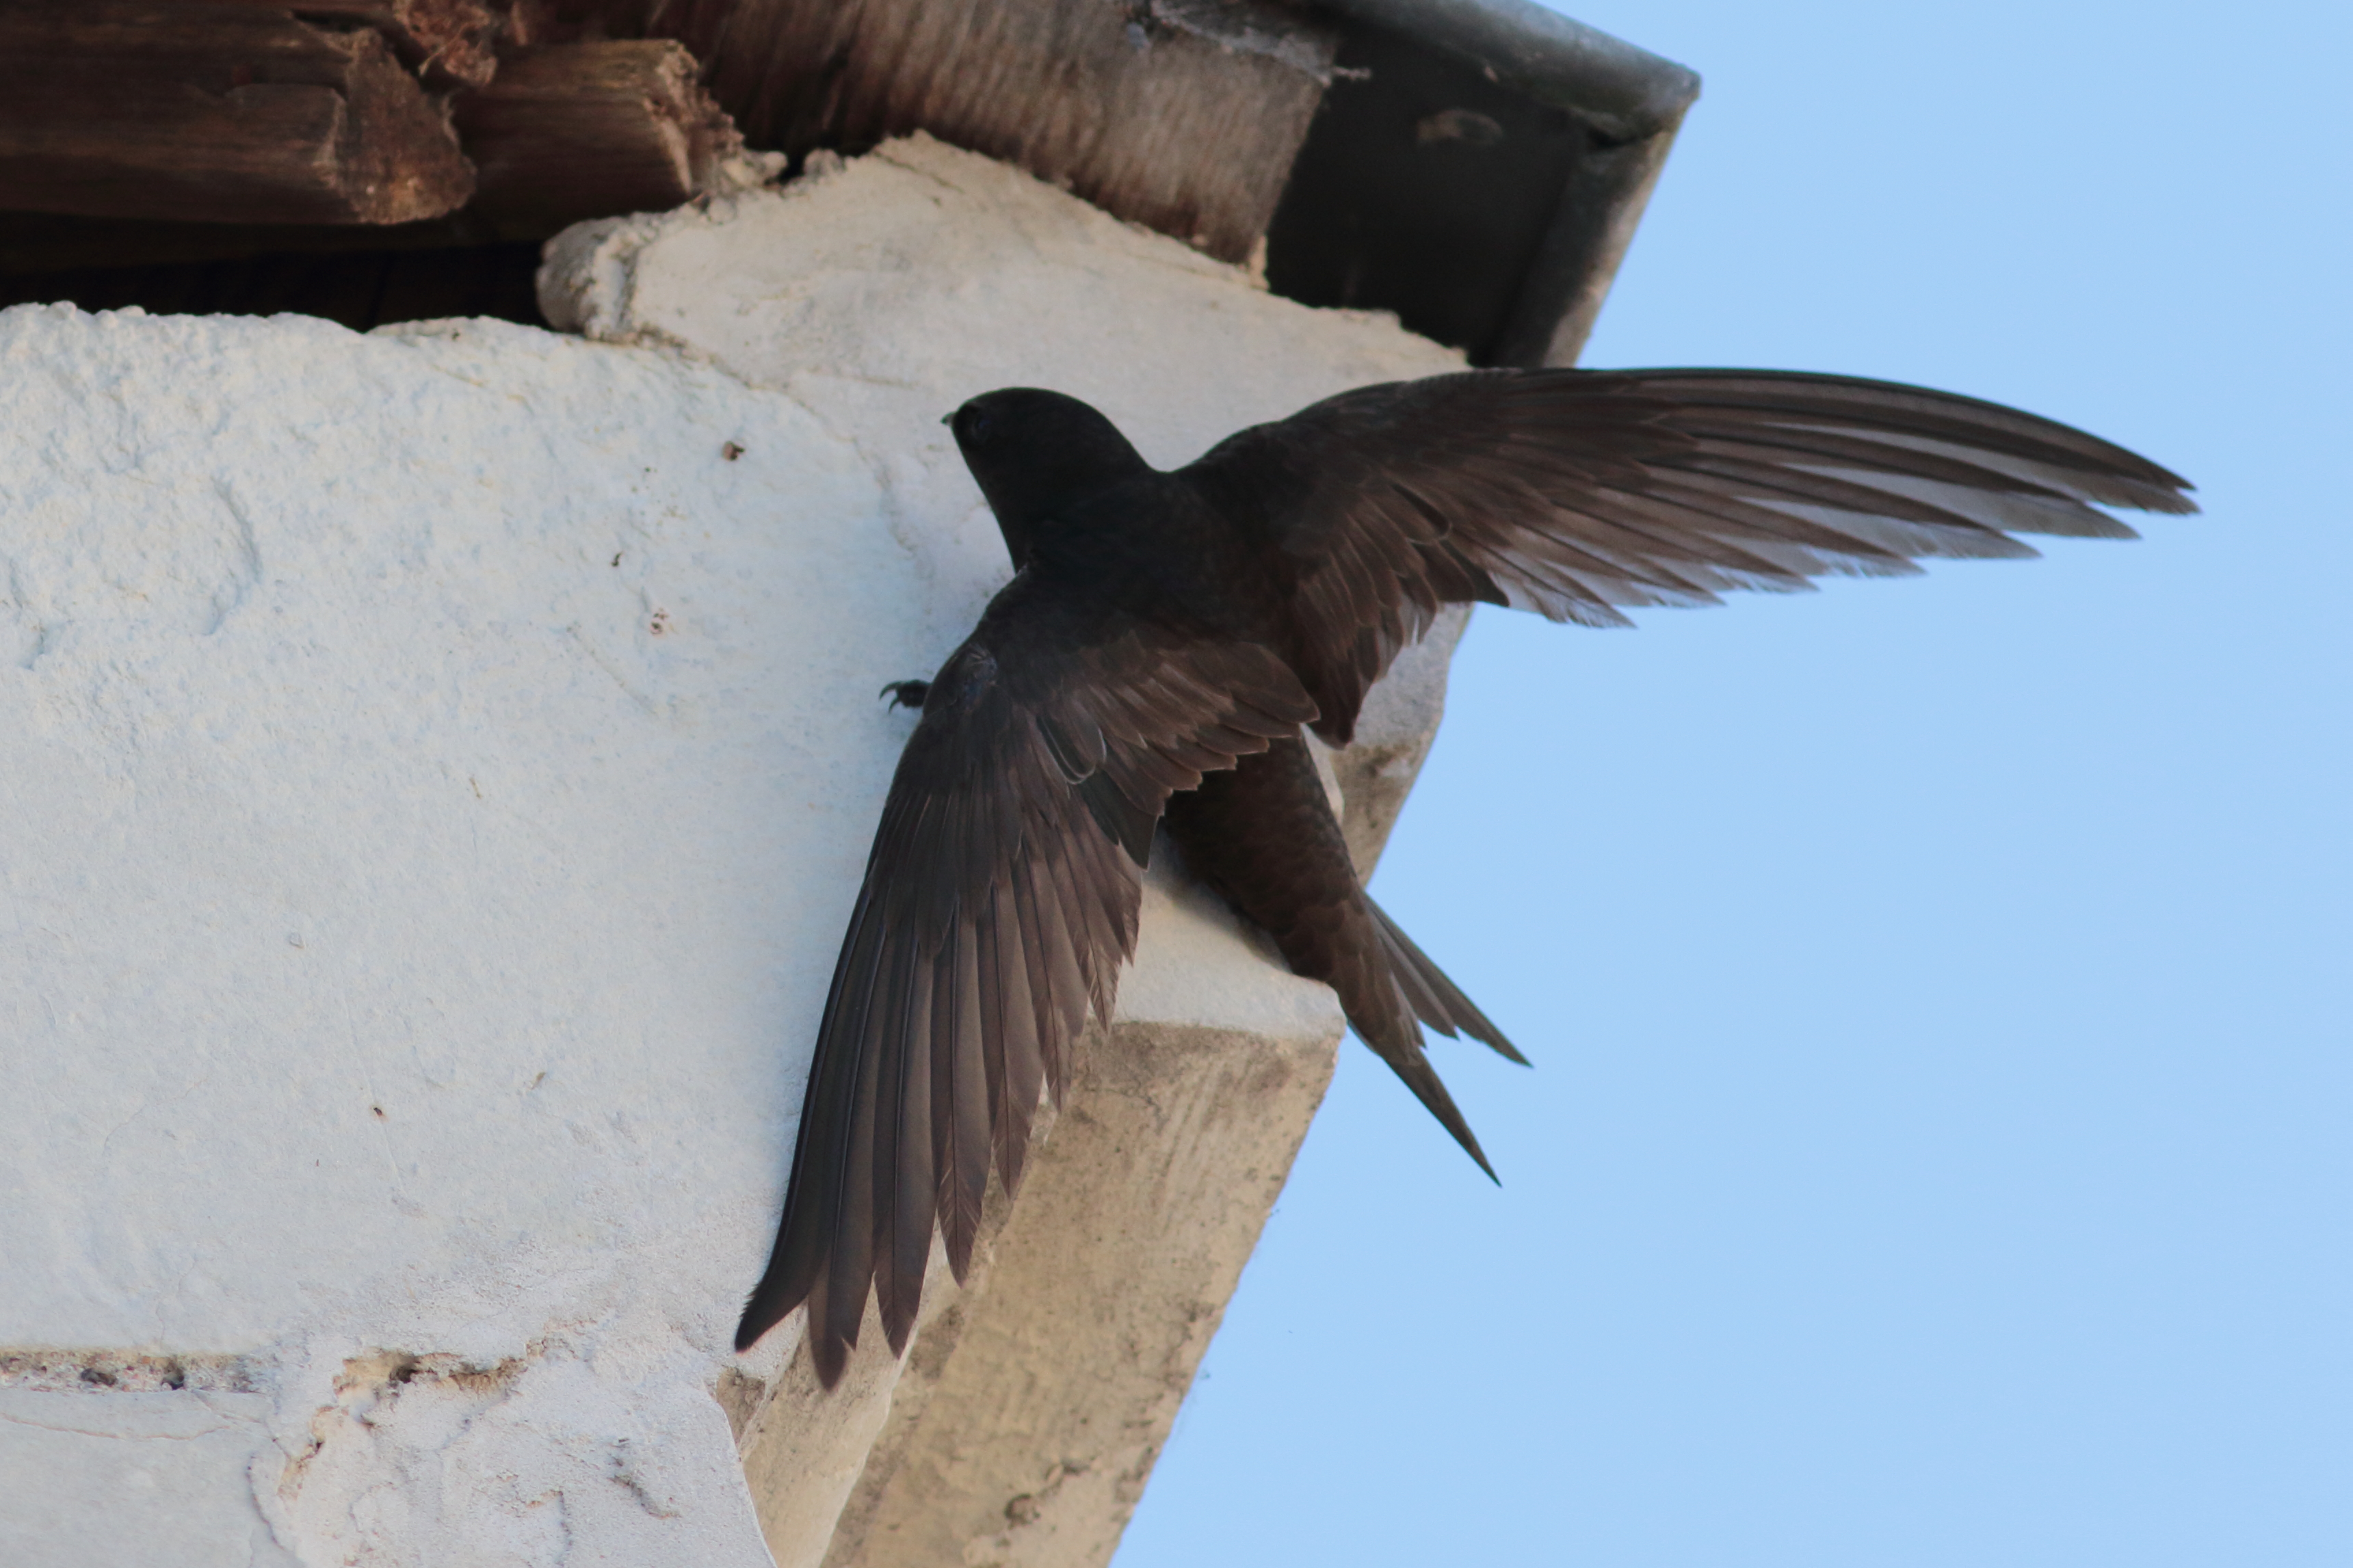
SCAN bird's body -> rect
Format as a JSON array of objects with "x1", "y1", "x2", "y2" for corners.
[{"x1": 737, "y1": 369, "x2": 2196, "y2": 1383}]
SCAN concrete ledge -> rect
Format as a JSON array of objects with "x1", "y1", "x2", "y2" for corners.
[{"x1": 790, "y1": 872, "x2": 1344, "y2": 1568}]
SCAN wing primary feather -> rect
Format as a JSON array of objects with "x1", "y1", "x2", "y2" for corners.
[
  {"x1": 1078, "y1": 770, "x2": 1158, "y2": 865},
  {"x1": 1672, "y1": 420, "x2": 2104, "y2": 504},
  {"x1": 805, "y1": 1263, "x2": 844, "y2": 1386},
  {"x1": 1183, "y1": 364, "x2": 2190, "y2": 735},
  {"x1": 1656, "y1": 449, "x2": 2029, "y2": 536},
  {"x1": 973, "y1": 883, "x2": 1010, "y2": 1187},
  {"x1": 1024, "y1": 840, "x2": 1086, "y2": 1104},
  {"x1": 735, "y1": 882, "x2": 873, "y2": 1353},
  {"x1": 1009, "y1": 841, "x2": 1062, "y2": 1123},
  {"x1": 873, "y1": 907, "x2": 935, "y2": 1356},
  {"x1": 995, "y1": 878, "x2": 1046, "y2": 1192},
  {"x1": 818, "y1": 912, "x2": 894, "y2": 1377},
  {"x1": 1627, "y1": 371, "x2": 2195, "y2": 499},
  {"x1": 939, "y1": 911, "x2": 990, "y2": 1281}
]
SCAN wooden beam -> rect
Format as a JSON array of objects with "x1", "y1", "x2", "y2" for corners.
[
  {"x1": 189, "y1": 1, "x2": 514, "y2": 88},
  {"x1": 0, "y1": 4, "x2": 475, "y2": 225},
  {"x1": 455, "y1": 40, "x2": 745, "y2": 236}
]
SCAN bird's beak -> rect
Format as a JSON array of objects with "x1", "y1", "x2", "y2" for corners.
[{"x1": 939, "y1": 412, "x2": 954, "y2": 427}]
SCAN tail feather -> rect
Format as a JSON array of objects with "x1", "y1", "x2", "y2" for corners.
[
  {"x1": 1367, "y1": 897, "x2": 1527, "y2": 1065},
  {"x1": 1161, "y1": 736, "x2": 1522, "y2": 1182},
  {"x1": 1360, "y1": 1025, "x2": 1500, "y2": 1184}
]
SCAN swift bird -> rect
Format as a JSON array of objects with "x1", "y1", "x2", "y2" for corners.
[{"x1": 736, "y1": 369, "x2": 2195, "y2": 1383}]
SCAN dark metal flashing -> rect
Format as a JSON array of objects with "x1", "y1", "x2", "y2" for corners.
[
  {"x1": 1320, "y1": 0, "x2": 1696, "y2": 135},
  {"x1": 1267, "y1": 0, "x2": 1698, "y2": 366}
]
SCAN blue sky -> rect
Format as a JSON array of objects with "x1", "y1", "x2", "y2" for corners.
[{"x1": 1118, "y1": 3, "x2": 2350, "y2": 1565}]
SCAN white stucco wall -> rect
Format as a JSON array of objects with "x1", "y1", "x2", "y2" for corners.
[{"x1": 0, "y1": 137, "x2": 1463, "y2": 1566}]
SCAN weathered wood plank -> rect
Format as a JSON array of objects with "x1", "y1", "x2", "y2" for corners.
[
  {"x1": 454, "y1": 39, "x2": 746, "y2": 235},
  {"x1": 189, "y1": 0, "x2": 513, "y2": 87},
  {"x1": 0, "y1": 4, "x2": 475, "y2": 224}
]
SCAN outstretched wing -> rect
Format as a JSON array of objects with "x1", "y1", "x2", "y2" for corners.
[
  {"x1": 736, "y1": 572, "x2": 1317, "y2": 1384},
  {"x1": 1181, "y1": 369, "x2": 2198, "y2": 743}
]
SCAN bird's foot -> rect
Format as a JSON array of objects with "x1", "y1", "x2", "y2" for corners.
[{"x1": 879, "y1": 680, "x2": 930, "y2": 710}]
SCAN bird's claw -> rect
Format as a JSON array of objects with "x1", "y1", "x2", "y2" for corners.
[{"x1": 879, "y1": 680, "x2": 930, "y2": 710}]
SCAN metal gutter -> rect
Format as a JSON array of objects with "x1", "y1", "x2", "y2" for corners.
[
  {"x1": 1320, "y1": 0, "x2": 1698, "y2": 135},
  {"x1": 1266, "y1": 0, "x2": 1698, "y2": 365}
]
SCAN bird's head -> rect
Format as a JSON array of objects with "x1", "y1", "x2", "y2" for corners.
[{"x1": 945, "y1": 388, "x2": 1154, "y2": 565}]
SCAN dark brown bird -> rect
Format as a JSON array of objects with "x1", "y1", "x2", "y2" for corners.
[{"x1": 736, "y1": 369, "x2": 2196, "y2": 1383}]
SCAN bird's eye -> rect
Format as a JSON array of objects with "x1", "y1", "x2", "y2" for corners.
[{"x1": 967, "y1": 412, "x2": 993, "y2": 440}]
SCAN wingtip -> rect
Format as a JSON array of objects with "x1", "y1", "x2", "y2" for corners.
[
  {"x1": 1435, "y1": 1011, "x2": 1531, "y2": 1067},
  {"x1": 881, "y1": 1298, "x2": 918, "y2": 1359},
  {"x1": 737, "y1": 1300, "x2": 852, "y2": 1389},
  {"x1": 1457, "y1": 1124, "x2": 1501, "y2": 1185},
  {"x1": 1481, "y1": 1030, "x2": 1532, "y2": 1067},
  {"x1": 734, "y1": 1292, "x2": 783, "y2": 1355},
  {"x1": 811, "y1": 1331, "x2": 848, "y2": 1390},
  {"x1": 1377, "y1": 1040, "x2": 1501, "y2": 1185}
]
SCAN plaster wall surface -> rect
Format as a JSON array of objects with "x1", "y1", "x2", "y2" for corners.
[
  {"x1": 536, "y1": 133, "x2": 1472, "y2": 874},
  {"x1": 0, "y1": 136, "x2": 1464, "y2": 1566}
]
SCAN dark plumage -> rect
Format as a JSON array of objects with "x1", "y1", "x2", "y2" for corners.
[
  {"x1": 1161, "y1": 735, "x2": 1523, "y2": 1180},
  {"x1": 736, "y1": 369, "x2": 2195, "y2": 1383}
]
